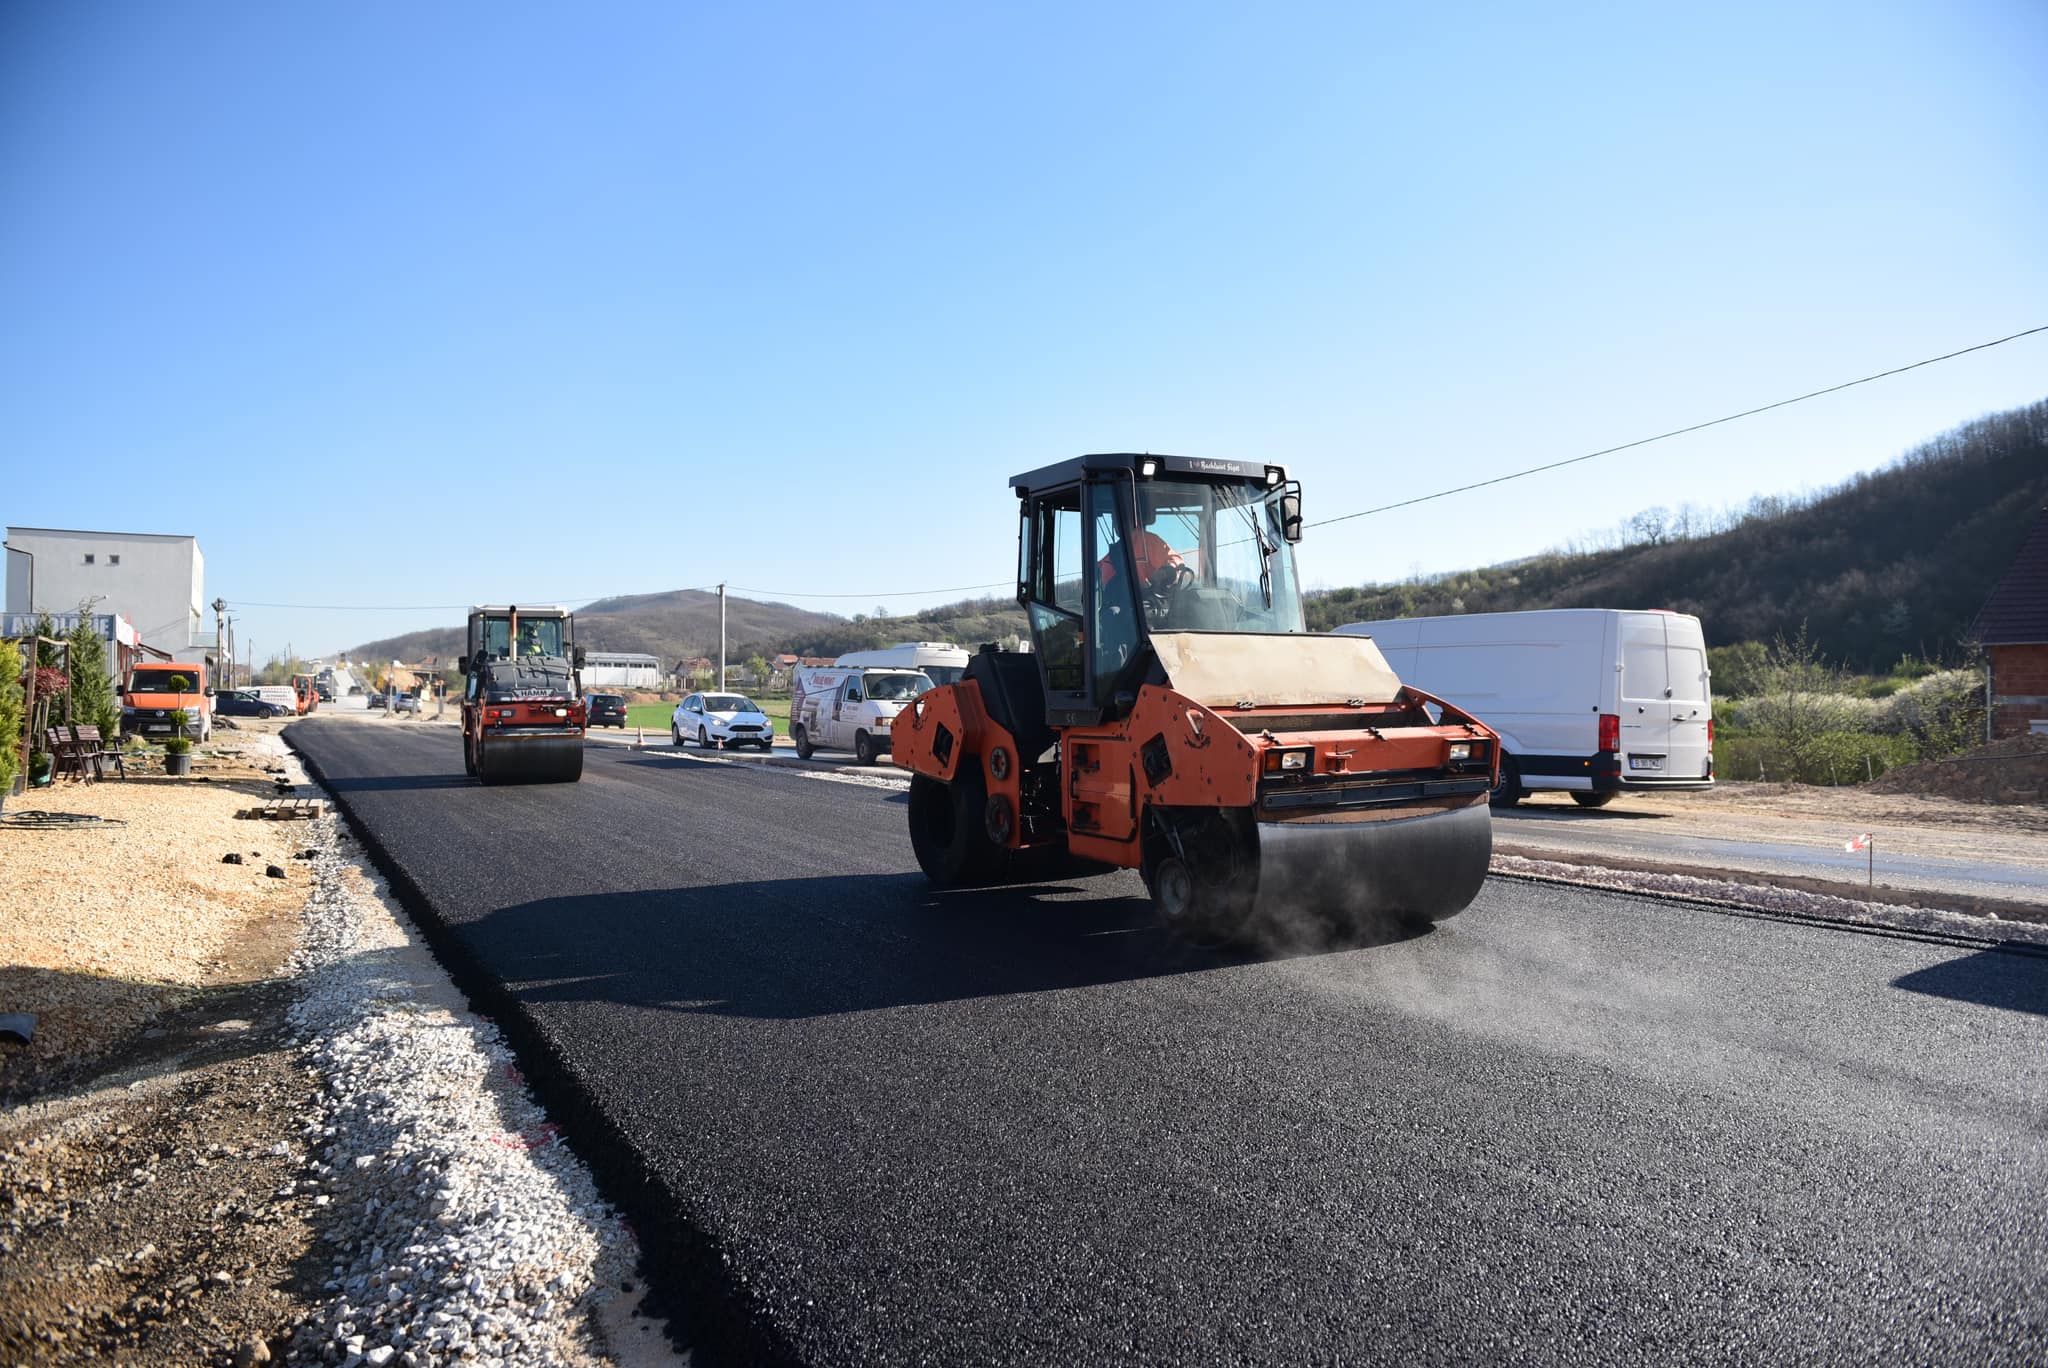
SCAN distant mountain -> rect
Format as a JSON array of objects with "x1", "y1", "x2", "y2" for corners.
[
  {"x1": 1305, "y1": 397, "x2": 2048, "y2": 671},
  {"x1": 344, "y1": 590, "x2": 849, "y2": 673}
]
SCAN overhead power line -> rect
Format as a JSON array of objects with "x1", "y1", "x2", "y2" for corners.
[
  {"x1": 728, "y1": 582, "x2": 1012, "y2": 601},
  {"x1": 1308, "y1": 323, "x2": 2048, "y2": 529},
  {"x1": 222, "y1": 580, "x2": 1015, "y2": 613}
]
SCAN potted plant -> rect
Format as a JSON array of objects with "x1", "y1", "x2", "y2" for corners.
[
  {"x1": 163, "y1": 709, "x2": 194, "y2": 776},
  {"x1": 29, "y1": 749, "x2": 54, "y2": 787}
]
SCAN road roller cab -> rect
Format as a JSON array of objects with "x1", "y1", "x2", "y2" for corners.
[
  {"x1": 890, "y1": 454, "x2": 1501, "y2": 946},
  {"x1": 458, "y1": 605, "x2": 588, "y2": 784}
]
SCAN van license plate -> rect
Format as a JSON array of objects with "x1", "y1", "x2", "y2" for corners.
[{"x1": 1629, "y1": 756, "x2": 1665, "y2": 771}]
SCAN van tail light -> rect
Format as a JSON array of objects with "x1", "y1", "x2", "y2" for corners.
[
  {"x1": 1707, "y1": 717, "x2": 1714, "y2": 744},
  {"x1": 1598, "y1": 713, "x2": 1620, "y2": 753}
]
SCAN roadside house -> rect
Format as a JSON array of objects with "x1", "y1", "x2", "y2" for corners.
[{"x1": 1972, "y1": 503, "x2": 2048, "y2": 739}]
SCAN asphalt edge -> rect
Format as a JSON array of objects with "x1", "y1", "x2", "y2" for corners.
[
  {"x1": 1488, "y1": 866, "x2": 2048, "y2": 960},
  {"x1": 283, "y1": 721, "x2": 804, "y2": 1368}
]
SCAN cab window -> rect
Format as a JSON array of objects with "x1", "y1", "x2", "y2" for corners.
[{"x1": 1026, "y1": 488, "x2": 1085, "y2": 693}]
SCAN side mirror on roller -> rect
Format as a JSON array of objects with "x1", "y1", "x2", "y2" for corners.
[{"x1": 1279, "y1": 488, "x2": 1304, "y2": 544}]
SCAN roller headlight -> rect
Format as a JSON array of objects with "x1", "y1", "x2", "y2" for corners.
[{"x1": 1263, "y1": 746, "x2": 1313, "y2": 774}]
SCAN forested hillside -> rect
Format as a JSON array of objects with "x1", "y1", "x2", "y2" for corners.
[{"x1": 1307, "y1": 398, "x2": 2048, "y2": 670}]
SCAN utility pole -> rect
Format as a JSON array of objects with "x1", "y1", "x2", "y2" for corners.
[
  {"x1": 212, "y1": 598, "x2": 226, "y2": 686},
  {"x1": 718, "y1": 582, "x2": 727, "y2": 690}
]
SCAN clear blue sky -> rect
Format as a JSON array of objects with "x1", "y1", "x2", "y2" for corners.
[{"x1": 4, "y1": 1, "x2": 2044, "y2": 661}]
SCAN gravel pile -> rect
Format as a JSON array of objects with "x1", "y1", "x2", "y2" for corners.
[{"x1": 281, "y1": 800, "x2": 666, "y2": 1367}]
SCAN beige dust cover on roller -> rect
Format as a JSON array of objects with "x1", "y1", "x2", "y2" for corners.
[{"x1": 1149, "y1": 632, "x2": 1404, "y2": 708}]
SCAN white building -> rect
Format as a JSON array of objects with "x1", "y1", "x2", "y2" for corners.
[
  {"x1": 580, "y1": 651, "x2": 662, "y2": 689},
  {"x1": 4, "y1": 527, "x2": 206, "y2": 655}
]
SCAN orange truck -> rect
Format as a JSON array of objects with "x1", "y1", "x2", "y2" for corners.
[{"x1": 120, "y1": 661, "x2": 214, "y2": 743}]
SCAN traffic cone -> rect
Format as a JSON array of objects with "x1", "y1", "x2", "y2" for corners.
[{"x1": 635, "y1": 726, "x2": 644, "y2": 750}]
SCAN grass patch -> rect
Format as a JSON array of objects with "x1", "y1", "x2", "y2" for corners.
[{"x1": 624, "y1": 697, "x2": 792, "y2": 733}]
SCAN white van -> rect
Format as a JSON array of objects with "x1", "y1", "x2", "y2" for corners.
[
  {"x1": 833, "y1": 642, "x2": 969, "y2": 687},
  {"x1": 1334, "y1": 609, "x2": 1713, "y2": 807},
  {"x1": 790, "y1": 666, "x2": 935, "y2": 764},
  {"x1": 254, "y1": 685, "x2": 304, "y2": 716}
]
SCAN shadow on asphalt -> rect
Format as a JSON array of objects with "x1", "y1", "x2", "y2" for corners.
[
  {"x1": 442, "y1": 874, "x2": 1392, "y2": 1019},
  {"x1": 1892, "y1": 949, "x2": 2048, "y2": 1019},
  {"x1": 314, "y1": 771, "x2": 480, "y2": 793}
]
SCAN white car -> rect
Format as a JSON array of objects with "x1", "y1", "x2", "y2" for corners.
[{"x1": 672, "y1": 692, "x2": 775, "y2": 751}]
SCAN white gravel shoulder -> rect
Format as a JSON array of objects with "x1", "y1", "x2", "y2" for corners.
[{"x1": 259, "y1": 736, "x2": 685, "y2": 1368}]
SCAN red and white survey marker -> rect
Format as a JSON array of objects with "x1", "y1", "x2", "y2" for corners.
[{"x1": 1844, "y1": 832, "x2": 1872, "y2": 852}]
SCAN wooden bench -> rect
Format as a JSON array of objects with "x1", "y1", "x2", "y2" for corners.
[
  {"x1": 75, "y1": 724, "x2": 121, "y2": 780},
  {"x1": 47, "y1": 727, "x2": 93, "y2": 784}
]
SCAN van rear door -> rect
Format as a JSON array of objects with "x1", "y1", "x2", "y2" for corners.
[
  {"x1": 1618, "y1": 615, "x2": 1670, "y2": 776},
  {"x1": 1662, "y1": 616, "x2": 1712, "y2": 782},
  {"x1": 1618, "y1": 613, "x2": 1712, "y2": 783}
]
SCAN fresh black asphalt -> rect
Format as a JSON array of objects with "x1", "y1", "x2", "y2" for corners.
[{"x1": 288, "y1": 719, "x2": 2048, "y2": 1367}]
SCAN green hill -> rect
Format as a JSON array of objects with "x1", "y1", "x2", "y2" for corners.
[
  {"x1": 344, "y1": 590, "x2": 850, "y2": 672},
  {"x1": 1306, "y1": 397, "x2": 2048, "y2": 671}
]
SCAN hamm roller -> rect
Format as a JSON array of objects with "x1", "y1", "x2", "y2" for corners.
[
  {"x1": 891, "y1": 454, "x2": 1498, "y2": 947},
  {"x1": 458, "y1": 605, "x2": 588, "y2": 785}
]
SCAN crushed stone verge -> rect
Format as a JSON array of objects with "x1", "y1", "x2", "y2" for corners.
[{"x1": 282, "y1": 809, "x2": 684, "y2": 1368}]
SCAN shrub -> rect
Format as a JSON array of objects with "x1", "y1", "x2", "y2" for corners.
[
  {"x1": 1876, "y1": 668, "x2": 1983, "y2": 759},
  {"x1": 0, "y1": 641, "x2": 22, "y2": 795}
]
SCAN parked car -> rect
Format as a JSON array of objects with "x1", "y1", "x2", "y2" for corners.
[
  {"x1": 672, "y1": 692, "x2": 775, "y2": 750},
  {"x1": 585, "y1": 693, "x2": 629, "y2": 728},
  {"x1": 216, "y1": 689, "x2": 290, "y2": 719},
  {"x1": 392, "y1": 692, "x2": 420, "y2": 714},
  {"x1": 366, "y1": 691, "x2": 388, "y2": 710}
]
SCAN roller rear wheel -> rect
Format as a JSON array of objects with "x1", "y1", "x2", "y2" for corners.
[{"x1": 908, "y1": 768, "x2": 1013, "y2": 886}]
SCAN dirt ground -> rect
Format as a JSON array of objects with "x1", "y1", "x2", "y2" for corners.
[
  {"x1": 1867, "y1": 732, "x2": 2048, "y2": 806},
  {"x1": 1, "y1": 723, "x2": 322, "y2": 1366}
]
